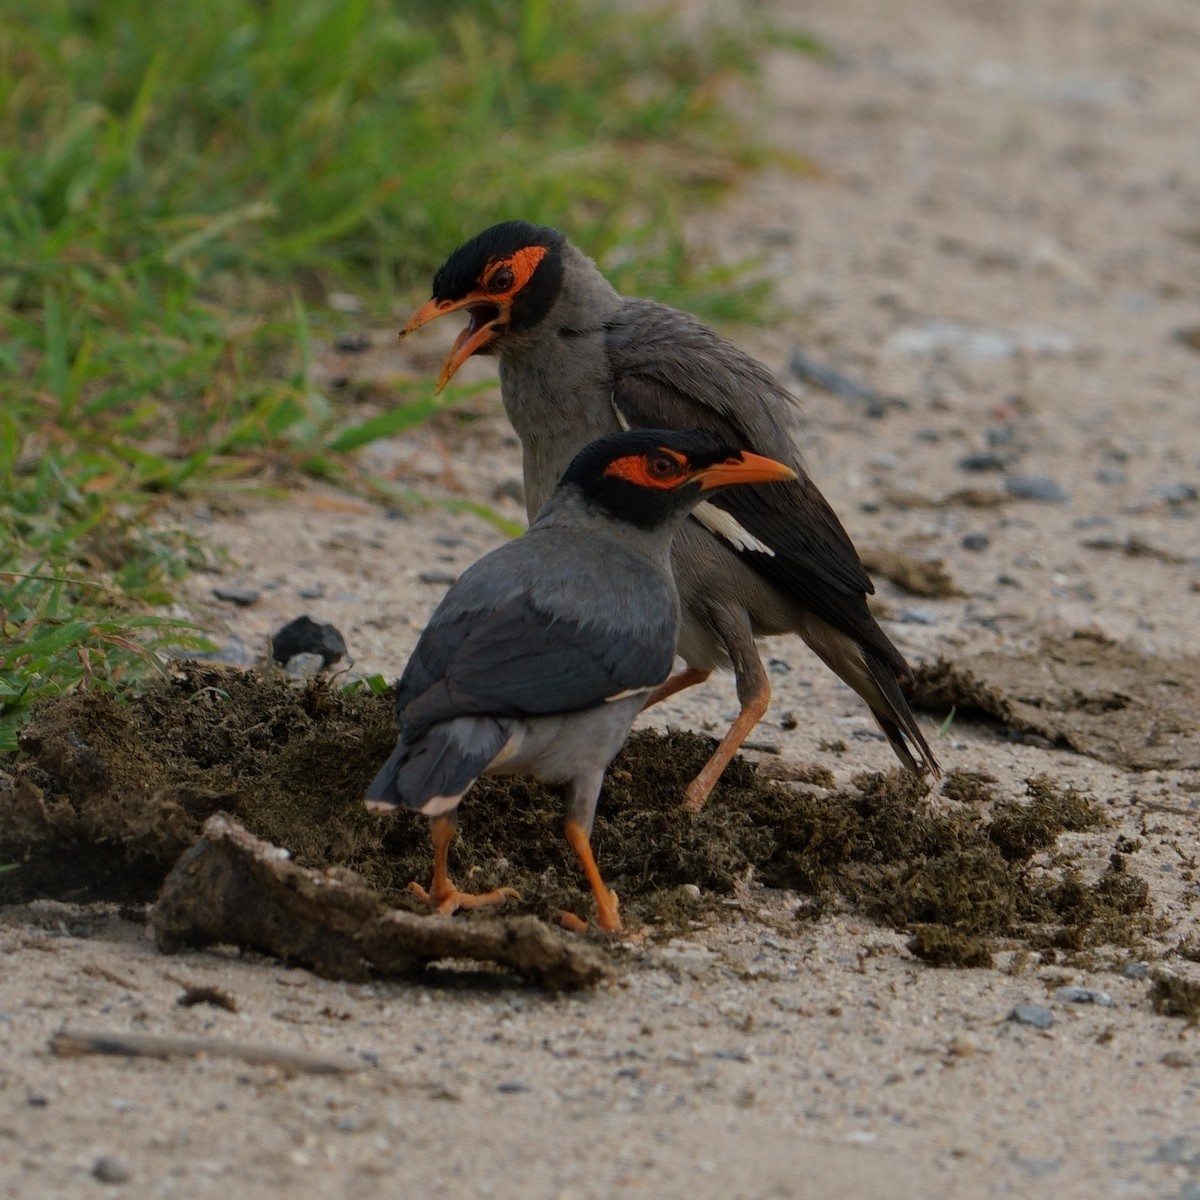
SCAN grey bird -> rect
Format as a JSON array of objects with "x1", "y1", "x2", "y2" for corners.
[
  {"x1": 364, "y1": 429, "x2": 796, "y2": 932},
  {"x1": 400, "y1": 221, "x2": 939, "y2": 809}
]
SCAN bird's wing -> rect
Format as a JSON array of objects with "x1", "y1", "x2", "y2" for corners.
[
  {"x1": 610, "y1": 361, "x2": 907, "y2": 672},
  {"x1": 399, "y1": 590, "x2": 676, "y2": 740}
]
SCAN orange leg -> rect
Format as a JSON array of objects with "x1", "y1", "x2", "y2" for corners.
[
  {"x1": 640, "y1": 665, "x2": 712, "y2": 712},
  {"x1": 682, "y1": 678, "x2": 771, "y2": 812},
  {"x1": 408, "y1": 814, "x2": 519, "y2": 915},
  {"x1": 563, "y1": 820, "x2": 622, "y2": 933}
]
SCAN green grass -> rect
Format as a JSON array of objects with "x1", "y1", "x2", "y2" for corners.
[{"x1": 0, "y1": 0, "x2": 793, "y2": 751}]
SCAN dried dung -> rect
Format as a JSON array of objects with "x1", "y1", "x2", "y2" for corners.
[
  {"x1": 860, "y1": 547, "x2": 961, "y2": 597},
  {"x1": 911, "y1": 634, "x2": 1200, "y2": 770},
  {"x1": 0, "y1": 662, "x2": 1159, "y2": 967}
]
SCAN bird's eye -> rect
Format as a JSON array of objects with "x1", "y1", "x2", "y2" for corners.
[
  {"x1": 645, "y1": 454, "x2": 679, "y2": 479},
  {"x1": 487, "y1": 266, "x2": 516, "y2": 292}
]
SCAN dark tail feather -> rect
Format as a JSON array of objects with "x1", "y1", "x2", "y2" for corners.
[
  {"x1": 864, "y1": 652, "x2": 940, "y2": 778},
  {"x1": 365, "y1": 718, "x2": 512, "y2": 812}
]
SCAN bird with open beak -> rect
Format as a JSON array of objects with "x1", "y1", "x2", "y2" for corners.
[
  {"x1": 400, "y1": 221, "x2": 940, "y2": 809},
  {"x1": 365, "y1": 429, "x2": 795, "y2": 932}
]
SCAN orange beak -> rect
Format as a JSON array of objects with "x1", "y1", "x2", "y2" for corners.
[
  {"x1": 400, "y1": 294, "x2": 511, "y2": 393},
  {"x1": 694, "y1": 450, "x2": 797, "y2": 490}
]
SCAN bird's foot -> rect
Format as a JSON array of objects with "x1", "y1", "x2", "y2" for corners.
[
  {"x1": 558, "y1": 911, "x2": 590, "y2": 935},
  {"x1": 558, "y1": 889, "x2": 622, "y2": 935},
  {"x1": 407, "y1": 880, "x2": 519, "y2": 916},
  {"x1": 680, "y1": 774, "x2": 716, "y2": 813}
]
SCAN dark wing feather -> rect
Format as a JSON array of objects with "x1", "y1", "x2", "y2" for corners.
[
  {"x1": 399, "y1": 592, "x2": 675, "y2": 740},
  {"x1": 611, "y1": 370, "x2": 906, "y2": 672}
]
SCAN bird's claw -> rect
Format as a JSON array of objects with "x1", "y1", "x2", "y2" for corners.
[
  {"x1": 559, "y1": 889, "x2": 622, "y2": 935},
  {"x1": 407, "y1": 880, "x2": 520, "y2": 916}
]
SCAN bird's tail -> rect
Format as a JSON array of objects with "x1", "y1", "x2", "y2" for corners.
[
  {"x1": 861, "y1": 649, "x2": 940, "y2": 778},
  {"x1": 798, "y1": 615, "x2": 940, "y2": 778},
  {"x1": 364, "y1": 717, "x2": 515, "y2": 816}
]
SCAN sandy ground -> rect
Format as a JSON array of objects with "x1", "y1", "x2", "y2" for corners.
[{"x1": 5, "y1": 0, "x2": 1200, "y2": 1195}]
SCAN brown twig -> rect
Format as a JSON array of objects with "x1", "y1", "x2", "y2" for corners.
[{"x1": 49, "y1": 1028, "x2": 362, "y2": 1076}]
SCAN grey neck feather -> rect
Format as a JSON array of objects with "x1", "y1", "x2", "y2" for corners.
[{"x1": 497, "y1": 243, "x2": 625, "y2": 518}]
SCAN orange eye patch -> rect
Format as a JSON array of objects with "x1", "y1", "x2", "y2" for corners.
[
  {"x1": 481, "y1": 244, "x2": 548, "y2": 294},
  {"x1": 602, "y1": 450, "x2": 689, "y2": 489}
]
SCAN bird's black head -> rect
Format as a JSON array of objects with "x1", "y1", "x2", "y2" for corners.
[
  {"x1": 560, "y1": 430, "x2": 796, "y2": 530},
  {"x1": 401, "y1": 221, "x2": 567, "y2": 392}
]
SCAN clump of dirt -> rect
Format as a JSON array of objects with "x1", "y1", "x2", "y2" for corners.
[
  {"x1": 0, "y1": 665, "x2": 1158, "y2": 964},
  {"x1": 1151, "y1": 975, "x2": 1200, "y2": 1023},
  {"x1": 911, "y1": 634, "x2": 1200, "y2": 770},
  {"x1": 860, "y1": 547, "x2": 961, "y2": 598},
  {"x1": 987, "y1": 776, "x2": 1100, "y2": 861},
  {"x1": 2, "y1": 663, "x2": 400, "y2": 902}
]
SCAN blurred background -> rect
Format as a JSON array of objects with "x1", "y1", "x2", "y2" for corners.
[{"x1": 0, "y1": 0, "x2": 792, "y2": 743}]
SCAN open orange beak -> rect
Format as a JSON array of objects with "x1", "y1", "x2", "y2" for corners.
[
  {"x1": 400, "y1": 294, "x2": 511, "y2": 393},
  {"x1": 694, "y1": 450, "x2": 797, "y2": 490}
]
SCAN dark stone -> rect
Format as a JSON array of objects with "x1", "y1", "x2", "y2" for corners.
[
  {"x1": 958, "y1": 452, "x2": 1006, "y2": 473},
  {"x1": 92, "y1": 1157, "x2": 131, "y2": 1184},
  {"x1": 269, "y1": 616, "x2": 348, "y2": 669},
  {"x1": 212, "y1": 585, "x2": 261, "y2": 606},
  {"x1": 1009, "y1": 1003, "x2": 1055, "y2": 1029},
  {"x1": 961, "y1": 533, "x2": 990, "y2": 552},
  {"x1": 1005, "y1": 475, "x2": 1068, "y2": 503},
  {"x1": 334, "y1": 331, "x2": 371, "y2": 353}
]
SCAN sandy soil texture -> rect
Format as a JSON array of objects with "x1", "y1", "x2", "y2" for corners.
[{"x1": 4, "y1": 1, "x2": 1200, "y2": 1196}]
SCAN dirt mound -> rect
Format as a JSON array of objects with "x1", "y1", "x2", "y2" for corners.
[
  {"x1": 0, "y1": 662, "x2": 1156, "y2": 962},
  {"x1": 911, "y1": 634, "x2": 1200, "y2": 771}
]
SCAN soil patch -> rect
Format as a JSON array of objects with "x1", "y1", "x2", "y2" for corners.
[
  {"x1": 911, "y1": 634, "x2": 1200, "y2": 771},
  {"x1": 0, "y1": 663, "x2": 1157, "y2": 965},
  {"x1": 860, "y1": 547, "x2": 961, "y2": 598}
]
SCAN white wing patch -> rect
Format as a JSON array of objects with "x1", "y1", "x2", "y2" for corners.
[
  {"x1": 694, "y1": 501, "x2": 776, "y2": 556},
  {"x1": 611, "y1": 394, "x2": 632, "y2": 431},
  {"x1": 611, "y1": 392, "x2": 775, "y2": 557}
]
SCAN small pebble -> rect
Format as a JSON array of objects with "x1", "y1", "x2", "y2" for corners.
[
  {"x1": 297, "y1": 584, "x2": 326, "y2": 600},
  {"x1": 961, "y1": 533, "x2": 990, "y2": 552},
  {"x1": 92, "y1": 1157, "x2": 130, "y2": 1185},
  {"x1": 779, "y1": 711, "x2": 798, "y2": 731},
  {"x1": 496, "y1": 1081, "x2": 530, "y2": 1094},
  {"x1": 1010, "y1": 1004, "x2": 1055, "y2": 1029},
  {"x1": 284, "y1": 652, "x2": 326, "y2": 681},
  {"x1": 1155, "y1": 482, "x2": 1198, "y2": 505},
  {"x1": 1005, "y1": 475, "x2": 1068, "y2": 503},
  {"x1": 897, "y1": 606, "x2": 939, "y2": 625},
  {"x1": 1054, "y1": 986, "x2": 1114, "y2": 1007},
  {"x1": 1121, "y1": 962, "x2": 1150, "y2": 980},
  {"x1": 958, "y1": 452, "x2": 1006, "y2": 473},
  {"x1": 212, "y1": 584, "x2": 261, "y2": 606},
  {"x1": 768, "y1": 657, "x2": 791, "y2": 675},
  {"x1": 948, "y1": 1033, "x2": 979, "y2": 1057},
  {"x1": 328, "y1": 292, "x2": 364, "y2": 315},
  {"x1": 334, "y1": 331, "x2": 371, "y2": 353},
  {"x1": 1161, "y1": 1051, "x2": 1193, "y2": 1069},
  {"x1": 679, "y1": 884, "x2": 702, "y2": 902},
  {"x1": 419, "y1": 571, "x2": 458, "y2": 586}
]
